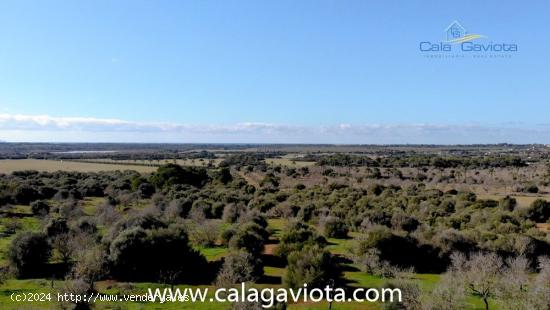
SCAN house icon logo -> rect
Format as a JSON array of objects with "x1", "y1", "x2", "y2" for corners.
[
  {"x1": 443, "y1": 20, "x2": 485, "y2": 44},
  {"x1": 445, "y1": 21, "x2": 466, "y2": 41}
]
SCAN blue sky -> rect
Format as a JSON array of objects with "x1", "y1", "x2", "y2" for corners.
[{"x1": 0, "y1": 0, "x2": 549, "y2": 143}]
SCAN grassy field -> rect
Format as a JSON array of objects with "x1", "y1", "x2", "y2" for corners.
[
  {"x1": 477, "y1": 193, "x2": 550, "y2": 208},
  {"x1": 0, "y1": 204, "x2": 41, "y2": 267},
  {"x1": 0, "y1": 159, "x2": 158, "y2": 173},
  {"x1": 265, "y1": 158, "x2": 316, "y2": 168},
  {"x1": 72, "y1": 158, "x2": 224, "y2": 168}
]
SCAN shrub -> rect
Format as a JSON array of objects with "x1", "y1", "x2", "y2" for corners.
[
  {"x1": 109, "y1": 225, "x2": 208, "y2": 282},
  {"x1": 319, "y1": 216, "x2": 348, "y2": 238},
  {"x1": 238, "y1": 211, "x2": 268, "y2": 229},
  {"x1": 357, "y1": 226, "x2": 446, "y2": 273},
  {"x1": 521, "y1": 199, "x2": 550, "y2": 222},
  {"x1": 30, "y1": 200, "x2": 50, "y2": 216},
  {"x1": 276, "y1": 221, "x2": 326, "y2": 258},
  {"x1": 297, "y1": 204, "x2": 315, "y2": 222},
  {"x1": 216, "y1": 251, "x2": 263, "y2": 286},
  {"x1": 260, "y1": 173, "x2": 279, "y2": 189},
  {"x1": 74, "y1": 218, "x2": 98, "y2": 235},
  {"x1": 8, "y1": 232, "x2": 51, "y2": 278},
  {"x1": 221, "y1": 227, "x2": 237, "y2": 246},
  {"x1": 284, "y1": 245, "x2": 340, "y2": 288},
  {"x1": 368, "y1": 184, "x2": 385, "y2": 196},
  {"x1": 150, "y1": 164, "x2": 209, "y2": 189},
  {"x1": 13, "y1": 185, "x2": 42, "y2": 205},
  {"x1": 189, "y1": 220, "x2": 220, "y2": 247},
  {"x1": 214, "y1": 167, "x2": 233, "y2": 184},
  {"x1": 229, "y1": 223, "x2": 268, "y2": 256},
  {"x1": 71, "y1": 246, "x2": 108, "y2": 292},
  {"x1": 522, "y1": 184, "x2": 539, "y2": 194},
  {"x1": 165, "y1": 198, "x2": 193, "y2": 219},
  {"x1": 137, "y1": 182, "x2": 155, "y2": 198},
  {"x1": 44, "y1": 218, "x2": 69, "y2": 238},
  {"x1": 390, "y1": 213, "x2": 420, "y2": 232},
  {"x1": 189, "y1": 200, "x2": 213, "y2": 220},
  {"x1": 382, "y1": 278, "x2": 422, "y2": 310},
  {"x1": 222, "y1": 204, "x2": 244, "y2": 223},
  {"x1": 499, "y1": 196, "x2": 517, "y2": 212}
]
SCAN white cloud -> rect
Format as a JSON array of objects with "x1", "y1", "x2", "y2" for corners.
[{"x1": 0, "y1": 113, "x2": 548, "y2": 144}]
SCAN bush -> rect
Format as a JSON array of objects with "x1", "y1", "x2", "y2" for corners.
[
  {"x1": 222, "y1": 203, "x2": 242, "y2": 223},
  {"x1": 297, "y1": 204, "x2": 315, "y2": 222},
  {"x1": 284, "y1": 245, "x2": 340, "y2": 288},
  {"x1": 109, "y1": 225, "x2": 208, "y2": 282},
  {"x1": 357, "y1": 226, "x2": 446, "y2": 273},
  {"x1": 239, "y1": 211, "x2": 268, "y2": 229},
  {"x1": 499, "y1": 196, "x2": 517, "y2": 212},
  {"x1": 390, "y1": 213, "x2": 419, "y2": 232},
  {"x1": 44, "y1": 218, "x2": 69, "y2": 238},
  {"x1": 30, "y1": 200, "x2": 50, "y2": 216},
  {"x1": 150, "y1": 164, "x2": 209, "y2": 189},
  {"x1": 260, "y1": 173, "x2": 279, "y2": 189},
  {"x1": 13, "y1": 185, "x2": 42, "y2": 205},
  {"x1": 382, "y1": 278, "x2": 422, "y2": 310},
  {"x1": 189, "y1": 220, "x2": 220, "y2": 247},
  {"x1": 165, "y1": 198, "x2": 193, "y2": 219},
  {"x1": 276, "y1": 221, "x2": 326, "y2": 258},
  {"x1": 522, "y1": 184, "x2": 539, "y2": 194},
  {"x1": 189, "y1": 200, "x2": 213, "y2": 220},
  {"x1": 229, "y1": 223, "x2": 268, "y2": 257},
  {"x1": 8, "y1": 232, "x2": 51, "y2": 278},
  {"x1": 521, "y1": 199, "x2": 550, "y2": 222},
  {"x1": 216, "y1": 251, "x2": 263, "y2": 286},
  {"x1": 368, "y1": 184, "x2": 385, "y2": 196},
  {"x1": 214, "y1": 167, "x2": 233, "y2": 184},
  {"x1": 137, "y1": 182, "x2": 155, "y2": 198},
  {"x1": 70, "y1": 245, "x2": 108, "y2": 292},
  {"x1": 221, "y1": 227, "x2": 237, "y2": 246},
  {"x1": 319, "y1": 216, "x2": 348, "y2": 238},
  {"x1": 74, "y1": 218, "x2": 98, "y2": 235}
]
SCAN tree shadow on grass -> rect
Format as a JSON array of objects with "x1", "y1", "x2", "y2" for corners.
[
  {"x1": 258, "y1": 274, "x2": 282, "y2": 285},
  {"x1": 261, "y1": 253, "x2": 286, "y2": 268}
]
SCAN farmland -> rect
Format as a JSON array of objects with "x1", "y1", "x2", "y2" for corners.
[{"x1": 0, "y1": 159, "x2": 158, "y2": 174}]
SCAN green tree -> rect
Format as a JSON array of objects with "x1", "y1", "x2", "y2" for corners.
[
  {"x1": 149, "y1": 164, "x2": 209, "y2": 189},
  {"x1": 284, "y1": 245, "x2": 340, "y2": 288},
  {"x1": 9, "y1": 232, "x2": 51, "y2": 278}
]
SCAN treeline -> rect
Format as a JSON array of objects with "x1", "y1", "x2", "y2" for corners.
[
  {"x1": 29, "y1": 150, "x2": 219, "y2": 161},
  {"x1": 0, "y1": 164, "x2": 219, "y2": 206},
  {"x1": 219, "y1": 154, "x2": 269, "y2": 171},
  {"x1": 310, "y1": 154, "x2": 527, "y2": 168}
]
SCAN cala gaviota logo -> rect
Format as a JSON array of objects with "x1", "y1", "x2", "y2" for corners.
[{"x1": 420, "y1": 21, "x2": 518, "y2": 53}]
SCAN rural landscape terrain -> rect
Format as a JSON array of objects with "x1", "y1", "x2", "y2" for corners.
[
  {"x1": 1, "y1": 0, "x2": 548, "y2": 309},
  {"x1": 0, "y1": 142, "x2": 549, "y2": 309}
]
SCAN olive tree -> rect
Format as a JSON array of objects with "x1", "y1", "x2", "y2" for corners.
[
  {"x1": 8, "y1": 232, "x2": 51, "y2": 278},
  {"x1": 450, "y1": 252, "x2": 503, "y2": 310},
  {"x1": 216, "y1": 251, "x2": 263, "y2": 287}
]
